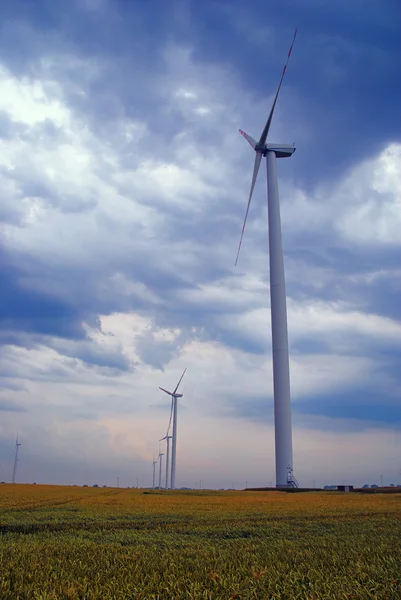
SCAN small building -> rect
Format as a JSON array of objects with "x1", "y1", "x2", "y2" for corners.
[{"x1": 337, "y1": 485, "x2": 354, "y2": 492}]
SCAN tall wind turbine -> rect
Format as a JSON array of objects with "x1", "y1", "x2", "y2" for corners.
[
  {"x1": 12, "y1": 434, "x2": 21, "y2": 484},
  {"x1": 159, "y1": 368, "x2": 187, "y2": 490},
  {"x1": 160, "y1": 434, "x2": 172, "y2": 489},
  {"x1": 236, "y1": 29, "x2": 298, "y2": 488}
]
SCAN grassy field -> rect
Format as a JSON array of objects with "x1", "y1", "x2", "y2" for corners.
[{"x1": 0, "y1": 485, "x2": 400, "y2": 599}]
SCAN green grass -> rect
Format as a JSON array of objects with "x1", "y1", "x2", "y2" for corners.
[{"x1": 0, "y1": 485, "x2": 400, "y2": 599}]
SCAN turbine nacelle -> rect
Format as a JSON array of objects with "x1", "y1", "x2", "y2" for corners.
[
  {"x1": 254, "y1": 142, "x2": 296, "y2": 158},
  {"x1": 159, "y1": 387, "x2": 183, "y2": 398},
  {"x1": 264, "y1": 143, "x2": 296, "y2": 158}
]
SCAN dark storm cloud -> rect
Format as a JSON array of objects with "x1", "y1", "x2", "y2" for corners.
[
  {"x1": 2, "y1": 0, "x2": 399, "y2": 188},
  {"x1": 228, "y1": 384, "x2": 401, "y2": 432},
  {"x1": 0, "y1": 246, "x2": 85, "y2": 340},
  {"x1": 0, "y1": 356, "x2": 127, "y2": 384},
  {"x1": 285, "y1": 244, "x2": 401, "y2": 321},
  {"x1": 48, "y1": 339, "x2": 132, "y2": 372},
  {"x1": 295, "y1": 389, "x2": 401, "y2": 429},
  {"x1": 185, "y1": 0, "x2": 401, "y2": 185},
  {"x1": 0, "y1": 246, "x2": 132, "y2": 371}
]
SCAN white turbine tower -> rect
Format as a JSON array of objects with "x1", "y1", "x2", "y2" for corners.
[
  {"x1": 152, "y1": 458, "x2": 157, "y2": 490},
  {"x1": 159, "y1": 368, "x2": 187, "y2": 490},
  {"x1": 236, "y1": 29, "x2": 298, "y2": 488},
  {"x1": 160, "y1": 434, "x2": 172, "y2": 489},
  {"x1": 158, "y1": 452, "x2": 164, "y2": 490}
]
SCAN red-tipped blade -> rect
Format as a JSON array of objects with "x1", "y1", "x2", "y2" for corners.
[
  {"x1": 173, "y1": 367, "x2": 187, "y2": 394},
  {"x1": 235, "y1": 152, "x2": 262, "y2": 266},
  {"x1": 239, "y1": 129, "x2": 257, "y2": 149},
  {"x1": 259, "y1": 27, "x2": 297, "y2": 146}
]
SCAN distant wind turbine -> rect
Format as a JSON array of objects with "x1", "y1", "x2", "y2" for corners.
[
  {"x1": 12, "y1": 434, "x2": 21, "y2": 484},
  {"x1": 152, "y1": 457, "x2": 158, "y2": 490},
  {"x1": 158, "y1": 452, "x2": 164, "y2": 490},
  {"x1": 235, "y1": 29, "x2": 298, "y2": 488},
  {"x1": 160, "y1": 434, "x2": 172, "y2": 489},
  {"x1": 159, "y1": 368, "x2": 187, "y2": 490}
]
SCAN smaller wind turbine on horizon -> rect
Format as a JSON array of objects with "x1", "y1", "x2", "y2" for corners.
[
  {"x1": 152, "y1": 457, "x2": 158, "y2": 490},
  {"x1": 159, "y1": 368, "x2": 187, "y2": 490},
  {"x1": 158, "y1": 452, "x2": 164, "y2": 490},
  {"x1": 12, "y1": 434, "x2": 21, "y2": 484},
  {"x1": 160, "y1": 433, "x2": 173, "y2": 489}
]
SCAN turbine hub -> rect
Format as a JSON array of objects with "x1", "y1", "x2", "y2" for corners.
[{"x1": 255, "y1": 142, "x2": 266, "y2": 153}]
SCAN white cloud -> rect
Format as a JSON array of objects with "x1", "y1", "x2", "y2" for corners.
[
  {"x1": 288, "y1": 299, "x2": 401, "y2": 346},
  {"x1": 337, "y1": 143, "x2": 401, "y2": 244},
  {"x1": 282, "y1": 142, "x2": 401, "y2": 246},
  {"x1": 0, "y1": 65, "x2": 70, "y2": 127}
]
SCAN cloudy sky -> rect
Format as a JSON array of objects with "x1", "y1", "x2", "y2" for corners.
[{"x1": 0, "y1": 0, "x2": 400, "y2": 489}]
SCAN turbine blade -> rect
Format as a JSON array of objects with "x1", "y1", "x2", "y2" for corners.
[
  {"x1": 235, "y1": 152, "x2": 262, "y2": 266},
  {"x1": 258, "y1": 27, "x2": 297, "y2": 146},
  {"x1": 239, "y1": 129, "x2": 257, "y2": 149},
  {"x1": 166, "y1": 396, "x2": 174, "y2": 436},
  {"x1": 173, "y1": 368, "x2": 187, "y2": 394},
  {"x1": 159, "y1": 387, "x2": 173, "y2": 396}
]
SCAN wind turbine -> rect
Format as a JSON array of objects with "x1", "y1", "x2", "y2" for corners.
[
  {"x1": 152, "y1": 457, "x2": 158, "y2": 490},
  {"x1": 160, "y1": 434, "x2": 172, "y2": 489},
  {"x1": 158, "y1": 452, "x2": 164, "y2": 490},
  {"x1": 12, "y1": 434, "x2": 21, "y2": 484},
  {"x1": 236, "y1": 29, "x2": 298, "y2": 488},
  {"x1": 159, "y1": 368, "x2": 187, "y2": 490}
]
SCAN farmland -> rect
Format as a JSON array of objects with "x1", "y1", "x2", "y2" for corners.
[{"x1": 0, "y1": 485, "x2": 400, "y2": 599}]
